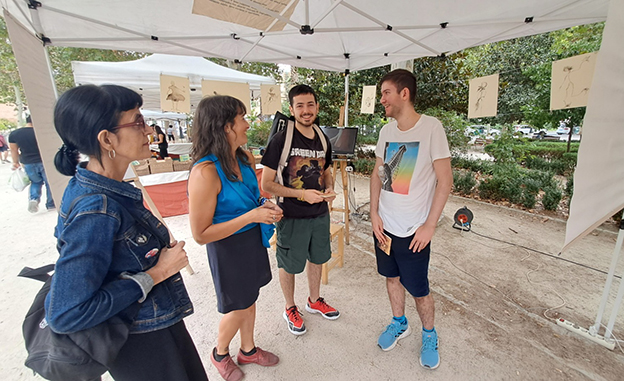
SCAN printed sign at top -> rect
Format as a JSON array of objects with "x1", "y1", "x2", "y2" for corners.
[{"x1": 193, "y1": 0, "x2": 299, "y2": 32}]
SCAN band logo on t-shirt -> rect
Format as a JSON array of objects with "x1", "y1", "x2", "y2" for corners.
[
  {"x1": 287, "y1": 156, "x2": 326, "y2": 190},
  {"x1": 382, "y1": 141, "x2": 420, "y2": 194}
]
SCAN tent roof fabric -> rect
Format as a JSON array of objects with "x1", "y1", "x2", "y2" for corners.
[
  {"x1": 4, "y1": 0, "x2": 609, "y2": 72},
  {"x1": 72, "y1": 54, "x2": 275, "y2": 110}
]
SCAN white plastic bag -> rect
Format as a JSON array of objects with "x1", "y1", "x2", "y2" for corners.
[{"x1": 9, "y1": 167, "x2": 31, "y2": 192}]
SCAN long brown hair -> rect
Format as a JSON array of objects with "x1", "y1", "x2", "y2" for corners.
[{"x1": 190, "y1": 95, "x2": 250, "y2": 181}]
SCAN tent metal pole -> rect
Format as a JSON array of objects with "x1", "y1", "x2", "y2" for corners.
[
  {"x1": 344, "y1": 72, "x2": 349, "y2": 127},
  {"x1": 590, "y1": 220, "x2": 624, "y2": 336}
]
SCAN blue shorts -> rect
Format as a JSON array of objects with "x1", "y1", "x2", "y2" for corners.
[{"x1": 374, "y1": 230, "x2": 431, "y2": 298}]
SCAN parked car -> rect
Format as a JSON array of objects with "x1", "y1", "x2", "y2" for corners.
[
  {"x1": 466, "y1": 125, "x2": 499, "y2": 137},
  {"x1": 532, "y1": 130, "x2": 560, "y2": 141},
  {"x1": 514, "y1": 125, "x2": 534, "y2": 136},
  {"x1": 556, "y1": 126, "x2": 571, "y2": 135}
]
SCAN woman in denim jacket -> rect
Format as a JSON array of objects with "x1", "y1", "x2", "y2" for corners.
[
  {"x1": 46, "y1": 85, "x2": 208, "y2": 381},
  {"x1": 188, "y1": 96, "x2": 282, "y2": 381}
]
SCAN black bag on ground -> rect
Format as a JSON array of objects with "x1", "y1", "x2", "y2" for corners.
[{"x1": 19, "y1": 264, "x2": 138, "y2": 381}]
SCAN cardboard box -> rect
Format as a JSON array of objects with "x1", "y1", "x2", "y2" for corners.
[
  {"x1": 132, "y1": 159, "x2": 150, "y2": 176},
  {"x1": 173, "y1": 160, "x2": 192, "y2": 172},
  {"x1": 149, "y1": 157, "x2": 173, "y2": 173}
]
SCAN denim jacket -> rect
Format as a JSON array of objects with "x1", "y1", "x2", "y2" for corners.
[{"x1": 44, "y1": 163, "x2": 193, "y2": 334}]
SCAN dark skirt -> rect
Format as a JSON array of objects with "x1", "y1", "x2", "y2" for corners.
[
  {"x1": 107, "y1": 320, "x2": 208, "y2": 381},
  {"x1": 206, "y1": 225, "x2": 272, "y2": 314}
]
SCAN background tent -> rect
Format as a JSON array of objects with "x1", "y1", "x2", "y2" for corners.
[{"x1": 72, "y1": 54, "x2": 275, "y2": 111}]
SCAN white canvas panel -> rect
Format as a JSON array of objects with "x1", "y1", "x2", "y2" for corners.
[
  {"x1": 563, "y1": 0, "x2": 624, "y2": 251},
  {"x1": 160, "y1": 75, "x2": 191, "y2": 113},
  {"x1": 260, "y1": 84, "x2": 282, "y2": 115},
  {"x1": 468, "y1": 74, "x2": 499, "y2": 118},
  {"x1": 202, "y1": 80, "x2": 251, "y2": 111},
  {"x1": 550, "y1": 52, "x2": 598, "y2": 110},
  {"x1": 3, "y1": 10, "x2": 66, "y2": 204},
  {"x1": 360, "y1": 85, "x2": 376, "y2": 114}
]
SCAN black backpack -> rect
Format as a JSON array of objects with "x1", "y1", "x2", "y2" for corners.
[{"x1": 19, "y1": 264, "x2": 138, "y2": 381}]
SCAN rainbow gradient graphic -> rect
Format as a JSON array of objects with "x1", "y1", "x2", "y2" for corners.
[{"x1": 384, "y1": 141, "x2": 420, "y2": 194}]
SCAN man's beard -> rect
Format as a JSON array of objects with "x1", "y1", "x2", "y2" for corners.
[{"x1": 296, "y1": 114, "x2": 316, "y2": 127}]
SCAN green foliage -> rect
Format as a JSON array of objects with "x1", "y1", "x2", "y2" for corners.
[
  {"x1": 247, "y1": 120, "x2": 272, "y2": 147},
  {"x1": 542, "y1": 185, "x2": 563, "y2": 211},
  {"x1": 453, "y1": 170, "x2": 477, "y2": 195},
  {"x1": 451, "y1": 155, "x2": 494, "y2": 174},
  {"x1": 422, "y1": 107, "x2": 470, "y2": 154},
  {"x1": 352, "y1": 158, "x2": 375, "y2": 175},
  {"x1": 565, "y1": 176, "x2": 574, "y2": 199},
  {"x1": 0, "y1": 118, "x2": 16, "y2": 130},
  {"x1": 414, "y1": 53, "x2": 469, "y2": 115},
  {"x1": 484, "y1": 130, "x2": 525, "y2": 164}
]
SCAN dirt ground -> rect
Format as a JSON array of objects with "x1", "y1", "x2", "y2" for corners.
[{"x1": 2, "y1": 163, "x2": 624, "y2": 381}]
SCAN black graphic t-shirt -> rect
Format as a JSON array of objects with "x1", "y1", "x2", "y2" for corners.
[{"x1": 261, "y1": 126, "x2": 333, "y2": 219}]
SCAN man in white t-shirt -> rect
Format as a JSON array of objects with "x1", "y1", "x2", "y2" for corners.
[{"x1": 370, "y1": 69, "x2": 452, "y2": 369}]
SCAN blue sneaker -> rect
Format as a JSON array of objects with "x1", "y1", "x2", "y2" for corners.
[
  {"x1": 420, "y1": 328, "x2": 440, "y2": 369},
  {"x1": 377, "y1": 319, "x2": 411, "y2": 351}
]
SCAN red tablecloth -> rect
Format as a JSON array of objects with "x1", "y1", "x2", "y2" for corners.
[{"x1": 141, "y1": 166, "x2": 270, "y2": 218}]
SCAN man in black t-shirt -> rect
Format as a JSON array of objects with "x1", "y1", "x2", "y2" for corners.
[
  {"x1": 9, "y1": 116, "x2": 55, "y2": 213},
  {"x1": 261, "y1": 85, "x2": 341, "y2": 336}
]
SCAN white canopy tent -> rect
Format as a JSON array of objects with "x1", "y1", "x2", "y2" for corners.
[
  {"x1": 141, "y1": 110, "x2": 188, "y2": 121},
  {"x1": 3, "y1": 0, "x2": 623, "y2": 348},
  {"x1": 72, "y1": 54, "x2": 275, "y2": 111},
  {"x1": 1, "y1": 0, "x2": 609, "y2": 72}
]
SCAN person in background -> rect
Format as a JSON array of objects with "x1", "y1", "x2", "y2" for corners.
[
  {"x1": 49, "y1": 84, "x2": 207, "y2": 381},
  {"x1": 0, "y1": 132, "x2": 9, "y2": 163},
  {"x1": 9, "y1": 115, "x2": 55, "y2": 213},
  {"x1": 167, "y1": 124, "x2": 176, "y2": 142},
  {"x1": 370, "y1": 69, "x2": 452, "y2": 370},
  {"x1": 188, "y1": 95, "x2": 281, "y2": 381},
  {"x1": 153, "y1": 125, "x2": 168, "y2": 158}
]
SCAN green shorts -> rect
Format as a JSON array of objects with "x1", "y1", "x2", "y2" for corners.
[{"x1": 275, "y1": 214, "x2": 331, "y2": 274}]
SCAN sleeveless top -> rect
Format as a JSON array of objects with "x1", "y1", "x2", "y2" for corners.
[{"x1": 194, "y1": 154, "x2": 275, "y2": 243}]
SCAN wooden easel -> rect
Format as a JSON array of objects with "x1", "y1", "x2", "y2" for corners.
[
  {"x1": 329, "y1": 157, "x2": 350, "y2": 244},
  {"x1": 128, "y1": 166, "x2": 195, "y2": 275}
]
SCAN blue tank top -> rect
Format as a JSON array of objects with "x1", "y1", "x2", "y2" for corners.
[{"x1": 195, "y1": 154, "x2": 260, "y2": 235}]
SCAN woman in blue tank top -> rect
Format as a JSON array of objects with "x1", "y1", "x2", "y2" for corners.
[{"x1": 188, "y1": 95, "x2": 283, "y2": 381}]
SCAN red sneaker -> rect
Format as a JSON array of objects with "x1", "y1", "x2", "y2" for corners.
[
  {"x1": 305, "y1": 297, "x2": 340, "y2": 320},
  {"x1": 283, "y1": 305, "x2": 306, "y2": 335},
  {"x1": 211, "y1": 349, "x2": 244, "y2": 381},
  {"x1": 237, "y1": 347, "x2": 279, "y2": 366}
]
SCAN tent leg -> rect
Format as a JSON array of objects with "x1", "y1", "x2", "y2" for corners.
[{"x1": 590, "y1": 220, "x2": 624, "y2": 337}]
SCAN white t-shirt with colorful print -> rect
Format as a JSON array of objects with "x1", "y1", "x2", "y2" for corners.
[{"x1": 375, "y1": 114, "x2": 450, "y2": 237}]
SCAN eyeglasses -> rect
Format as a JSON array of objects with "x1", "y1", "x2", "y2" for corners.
[{"x1": 113, "y1": 115, "x2": 150, "y2": 131}]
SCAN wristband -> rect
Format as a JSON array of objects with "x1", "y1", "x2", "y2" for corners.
[
  {"x1": 298, "y1": 188, "x2": 306, "y2": 202},
  {"x1": 258, "y1": 197, "x2": 268, "y2": 206}
]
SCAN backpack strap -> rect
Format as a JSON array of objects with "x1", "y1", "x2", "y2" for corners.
[{"x1": 18, "y1": 264, "x2": 55, "y2": 282}]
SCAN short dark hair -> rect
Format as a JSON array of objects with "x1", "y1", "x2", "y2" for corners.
[
  {"x1": 379, "y1": 69, "x2": 417, "y2": 104},
  {"x1": 25, "y1": 115, "x2": 32, "y2": 124},
  {"x1": 288, "y1": 84, "x2": 318, "y2": 106},
  {"x1": 190, "y1": 95, "x2": 249, "y2": 181},
  {"x1": 53, "y1": 84, "x2": 143, "y2": 176}
]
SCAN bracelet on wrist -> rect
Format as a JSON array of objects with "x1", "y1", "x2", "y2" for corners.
[
  {"x1": 258, "y1": 197, "x2": 268, "y2": 206},
  {"x1": 298, "y1": 188, "x2": 305, "y2": 202}
]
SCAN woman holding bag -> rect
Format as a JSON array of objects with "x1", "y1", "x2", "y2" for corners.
[
  {"x1": 48, "y1": 84, "x2": 208, "y2": 381},
  {"x1": 188, "y1": 95, "x2": 281, "y2": 381}
]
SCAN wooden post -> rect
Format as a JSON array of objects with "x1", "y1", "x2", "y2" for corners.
[{"x1": 329, "y1": 159, "x2": 350, "y2": 244}]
